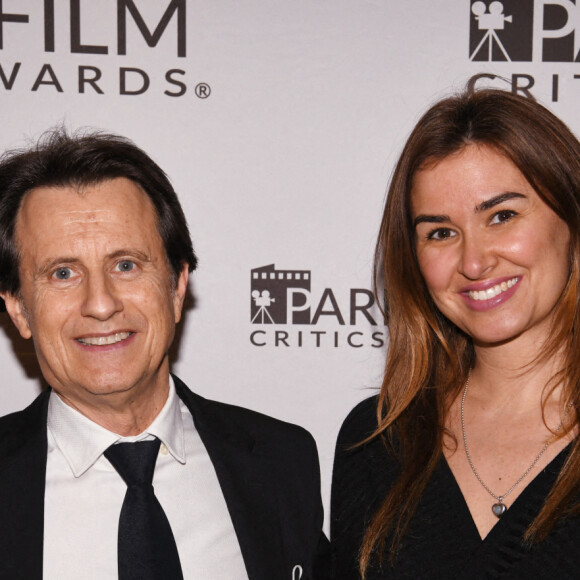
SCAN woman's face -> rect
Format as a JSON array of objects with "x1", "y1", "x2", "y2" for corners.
[{"x1": 410, "y1": 144, "x2": 571, "y2": 348}]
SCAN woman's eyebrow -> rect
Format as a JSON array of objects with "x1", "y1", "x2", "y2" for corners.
[
  {"x1": 476, "y1": 192, "x2": 526, "y2": 212},
  {"x1": 412, "y1": 192, "x2": 527, "y2": 229},
  {"x1": 413, "y1": 214, "x2": 449, "y2": 228}
]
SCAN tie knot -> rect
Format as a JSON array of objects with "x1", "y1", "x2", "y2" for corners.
[{"x1": 105, "y1": 439, "x2": 161, "y2": 487}]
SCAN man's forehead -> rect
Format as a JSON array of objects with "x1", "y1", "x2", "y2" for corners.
[
  {"x1": 15, "y1": 179, "x2": 160, "y2": 254},
  {"x1": 21, "y1": 177, "x2": 145, "y2": 202},
  {"x1": 18, "y1": 179, "x2": 152, "y2": 222}
]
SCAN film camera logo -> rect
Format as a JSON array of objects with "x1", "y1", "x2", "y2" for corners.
[
  {"x1": 251, "y1": 264, "x2": 311, "y2": 325},
  {"x1": 470, "y1": 1, "x2": 580, "y2": 62},
  {"x1": 249, "y1": 264, "x2": 387, "y2": 348},
  {"x1": 469, "y1": 1, "x2": 532, "y2": 61}
]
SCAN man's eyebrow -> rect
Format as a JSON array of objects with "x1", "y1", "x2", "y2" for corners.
[
  {"x1": 107, "y1": 249, "x2": 151, "y2": 262},
  {"x1": 476, "y1": 192, "x2": 526, "y2": 212}
]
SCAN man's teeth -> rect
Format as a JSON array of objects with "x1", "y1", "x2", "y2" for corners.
[
  {"x1": 78, "y1": 332, "x2": 131, "y2": 346},
  {"x1": 468, "y1": 278, "x2": 519, "y2": 301}
]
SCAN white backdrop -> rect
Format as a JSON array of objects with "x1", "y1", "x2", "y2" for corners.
[{"x1": 1, "y1": 0, "x2": 580, "y2": 533}]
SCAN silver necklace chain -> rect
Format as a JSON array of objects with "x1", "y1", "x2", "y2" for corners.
[{"x1": 460, "y1": 371, "x2": 554, "y2": 517}]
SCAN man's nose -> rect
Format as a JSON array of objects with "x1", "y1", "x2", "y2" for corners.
[
  {"x1": 80, "y1": 273, "x2": 123, "y2": 320},
  {"x1": 457, "y1": 232, "x2": 497, "y2": 280}
]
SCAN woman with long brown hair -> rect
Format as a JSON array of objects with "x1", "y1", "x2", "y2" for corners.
[{"x1": 330, "y1": 88, "x2": 580, "y2": 579}]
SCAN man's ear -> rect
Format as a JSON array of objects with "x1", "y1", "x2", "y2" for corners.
[
  {"x1": 172, "y1": 264, "x2": 189, "y2": 324},
  {"x1": 0, "y1": 293, "x2": 32, "y2": 339}
]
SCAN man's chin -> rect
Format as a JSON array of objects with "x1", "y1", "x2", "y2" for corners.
[{"x1": 54, "y1": 376, "x2": 153, "y2": 406}]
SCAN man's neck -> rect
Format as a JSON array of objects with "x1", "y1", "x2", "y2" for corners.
[{"x1": 54, "y1": 379, "x2": 171, "y2": 436}]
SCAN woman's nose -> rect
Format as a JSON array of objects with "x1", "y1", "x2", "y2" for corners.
[{"x1": 457, "y1": 232, "x2": 497, "y2": 280}]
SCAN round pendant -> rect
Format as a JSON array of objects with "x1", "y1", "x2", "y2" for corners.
[{"x1": 492, "y1": 502, "x2": 507, "y2": 517}]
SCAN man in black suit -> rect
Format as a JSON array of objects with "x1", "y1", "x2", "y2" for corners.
[{"x1": 0, "y1": 130, "x2": 327, "y2": 579}]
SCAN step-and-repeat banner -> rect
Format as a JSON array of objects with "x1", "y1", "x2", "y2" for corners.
[{"x1": 1, "y1": 0, "x2": 579, "y2": 531}]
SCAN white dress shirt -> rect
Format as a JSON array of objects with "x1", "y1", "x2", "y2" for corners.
[{"x1": 43, "y1": 378, "x2": 249, "y2": 579}]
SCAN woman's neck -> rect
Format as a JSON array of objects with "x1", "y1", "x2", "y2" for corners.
[{"x1": 469, "y1": 341, "x2": 566, "y2": 421}]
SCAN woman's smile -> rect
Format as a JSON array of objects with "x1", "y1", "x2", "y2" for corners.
[{"x1": 459, "y1": 275, "x2": 521, "y2": 311}]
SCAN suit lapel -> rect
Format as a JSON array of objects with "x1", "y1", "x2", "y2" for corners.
[
  {"x1": 174, "y1": 376, "x2": 287, "y2": 580},
  {"x1": 0, "y1": 380, "x2": 303, "y2": 580},
  {"x1": 0, "y1": 390, "x2": 49, "y2": 580}
]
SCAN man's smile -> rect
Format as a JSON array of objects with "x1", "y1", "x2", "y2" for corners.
[{"x1": 77, "y1": 331, "x2": 133, "y2": 346}]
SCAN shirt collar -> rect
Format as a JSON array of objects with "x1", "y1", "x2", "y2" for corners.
[{"x1": 47, "y1": 376, "x2": 186, "y2": 478}]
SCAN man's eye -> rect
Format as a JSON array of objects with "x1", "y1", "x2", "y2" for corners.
[
  {"x1": 116, "y1": 260, "x2": 135, "y2": 272},
  {"x1": 53, "y1": 267, "x2": 72, "y2": 280}
]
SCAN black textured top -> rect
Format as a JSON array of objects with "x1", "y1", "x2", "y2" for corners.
[{"x1": 330, "y1": 396, "x2": 580, "y2": 579}]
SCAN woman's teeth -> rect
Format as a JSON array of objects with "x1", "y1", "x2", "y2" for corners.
[{"x1": 468, "y1": 277, "x2": 519, "y2": 301}]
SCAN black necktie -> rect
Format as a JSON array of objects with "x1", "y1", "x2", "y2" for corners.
[{"x1": 104, "y1": 439, "x2": 184, "y2": 580}]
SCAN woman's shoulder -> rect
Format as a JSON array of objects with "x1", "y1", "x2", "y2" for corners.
[
  {"x1": 333, "y1": 394, "x2": 397, "y2": 479},
  {"x1": 331, "y1": 395, "x2": 397, "y2": 577},
  {"x1": 332, "y1": 393, "x2": 401, "y2": 494},
  {"x1": 336, "y1": 395, "x2": 380, "y2": 449}
]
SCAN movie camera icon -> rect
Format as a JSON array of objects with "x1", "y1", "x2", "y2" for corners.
[
  {"x1": 251, "y1": 289, "x2": 276, "y2": 324},
  {"x1": 470, "y1": 1, "x2": 513, "y2": 61},
  {"x1": 250, "y1": 264, "x2": 311, "y2": 325}
]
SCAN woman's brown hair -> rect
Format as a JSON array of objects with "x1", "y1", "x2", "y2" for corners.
[{"x1": 361, "y1": 87, "x2": 580, "y2": 576}]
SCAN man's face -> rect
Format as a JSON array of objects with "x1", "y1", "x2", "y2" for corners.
[{"x1": 2, "y1": 178, "x2": 188, "y2": 414}]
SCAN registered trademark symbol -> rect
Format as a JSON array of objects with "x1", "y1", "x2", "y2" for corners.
[{"x1": 195, "y1": 83, "x2": 211, "y2": 98}]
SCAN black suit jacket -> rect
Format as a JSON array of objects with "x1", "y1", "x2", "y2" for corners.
[{"x1": 0, "y1": 375, "x2": 327, "y2": 579}]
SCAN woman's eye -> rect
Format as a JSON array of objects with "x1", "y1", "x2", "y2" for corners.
[
  {"x1": 116, "y1": 260, "x2": 135, "y2": 272},
  {"x1": 52, "y1": 267, "x2": 73, "y2": 280},
  {"x1": 490, "y1": 209, "x2": 516, "y2": 224},
  {"x1": 427, "y1": 228, "x2": 455, "y2": 241}
]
